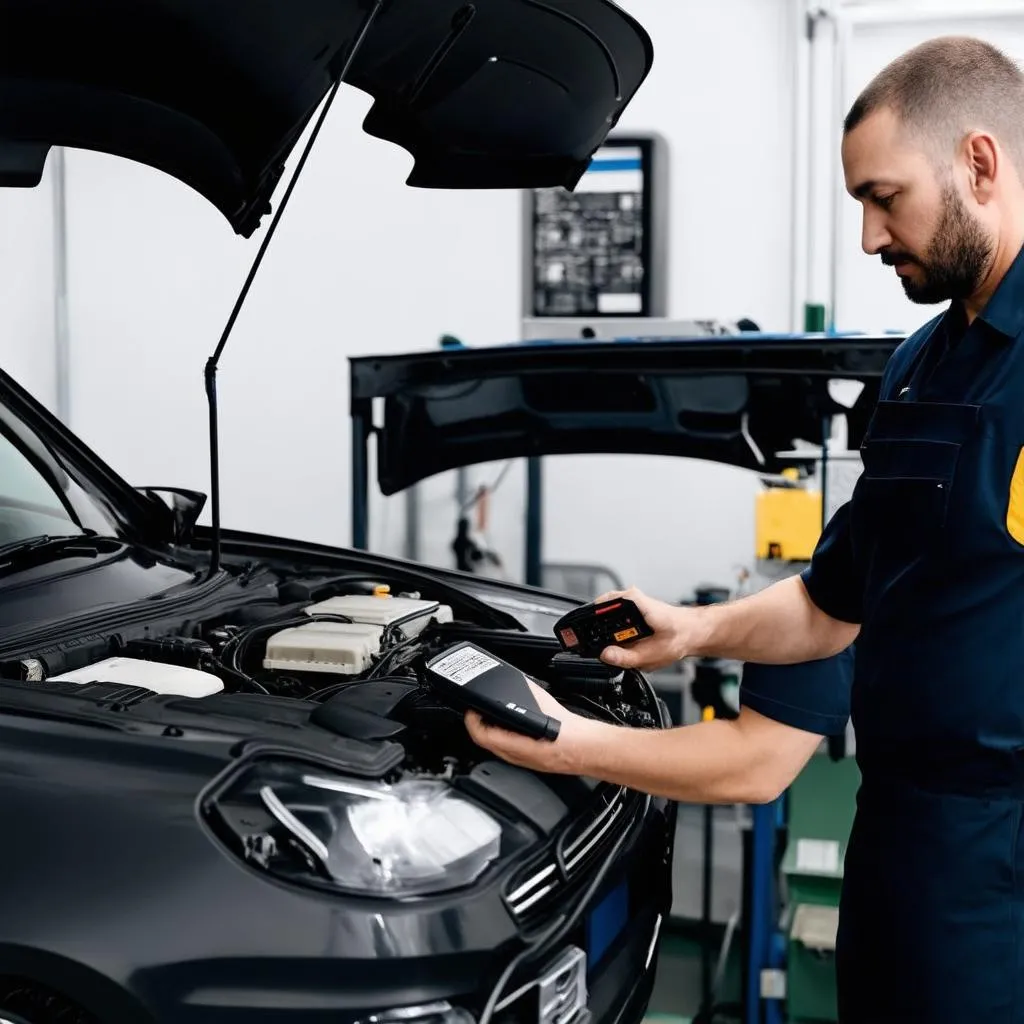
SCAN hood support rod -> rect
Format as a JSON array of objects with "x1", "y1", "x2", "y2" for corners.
[{"x1": 203, "y1": 0, "x2": 385, "y2": 579}]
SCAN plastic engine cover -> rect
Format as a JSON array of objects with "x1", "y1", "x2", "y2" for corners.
[
  {"x1": 49, "y1": 657, "x2": 224, "y2": 697},
  {"x1": 263, "y1": 622, "x2": 384, "y2": 676},
  {"x1": 263, "y1": 595, "x2": 453, "y2": 676},
  {"x1": 304, "y1": 595, "x2": 453, "y2": 636}
]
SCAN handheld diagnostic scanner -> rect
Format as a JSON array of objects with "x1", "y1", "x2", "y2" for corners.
[
  {"x1": 425, "y1": 642, "x2": 561, "y2": 741},
  {"x1": 554, "y1": 598, "x2": 653, "y2": 658}
]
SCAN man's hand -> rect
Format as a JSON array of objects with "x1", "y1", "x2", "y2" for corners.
[
  {"x1": 464, "y1": 680, "x2": 609, "y2": 776},
  {"x1": 595, "y1": 585, "x2": 694, "y2": 671}
]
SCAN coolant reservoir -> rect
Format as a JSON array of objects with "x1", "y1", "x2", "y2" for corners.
[{"x1": 49, "y1": 657, "x2": 224, "y2": 697}]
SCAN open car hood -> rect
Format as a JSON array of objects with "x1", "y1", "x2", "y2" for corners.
[
  {"x1": 349, "y1": 334, "x2": 905, "y2": 494},
  {"x1": 1, "y1": 0, "x2": 652, "y2": 236}
]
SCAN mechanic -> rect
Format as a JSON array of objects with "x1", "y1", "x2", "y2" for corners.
[{"x1": 466, "y1": 35, "x2": 1024, "y2": 1023}]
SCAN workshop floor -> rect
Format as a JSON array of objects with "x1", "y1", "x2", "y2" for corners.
[
  {"x1": 641, "y1": 672, "x2": 756, "y2": 1021},
  {"x1": 647, "y1": 931, "x2": 742, "y2": 1022},
  {"x1": 642, "y1": 803, "x2": 746, "y2": 1020}
]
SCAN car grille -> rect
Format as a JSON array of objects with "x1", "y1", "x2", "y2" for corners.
[{"x1": 503, "y1": 785, "x2": 642, "y2": 926}]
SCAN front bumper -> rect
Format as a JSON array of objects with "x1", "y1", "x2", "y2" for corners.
[
  {"x1": 0, "y1": 743, "x2": 674, "y2": 1024},
  {"x1": 490, "y1": 906, "x2": 664, "y2": 1024},
  {"x1": 490, "y1": 804, "x2": 669, "y2": 1024},
  {"x1": 143, "y1": 797, "x2": 674, "y2": 1024}
]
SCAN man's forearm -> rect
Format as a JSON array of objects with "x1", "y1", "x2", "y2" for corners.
[
  {"x1": 576, "y1": 710, "x2": 821, "y2": 805},
  {"x1": 685, "y1": 575, "x2": 857, "y2": 664}
]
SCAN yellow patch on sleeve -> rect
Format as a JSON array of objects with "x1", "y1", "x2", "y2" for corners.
[{"x1": 1007, "y1": 447, "x2": 1024, "y2": 545}]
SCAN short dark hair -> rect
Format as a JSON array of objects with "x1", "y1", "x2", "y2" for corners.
[{"x1": 844, "y1": 36, "x2": 1024, "y2": 172}]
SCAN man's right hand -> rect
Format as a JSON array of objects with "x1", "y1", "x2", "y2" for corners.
[{"x1": 594, "y1": 586, "x2": 696, "y2": 671}]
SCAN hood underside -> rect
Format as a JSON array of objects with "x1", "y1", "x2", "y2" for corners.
[
  {"x1": 1, "y1": 0, "x2": 653, "y2": 236},
  {"x1": 349, "y1": 334, "x2": 904, "y2": 494}
]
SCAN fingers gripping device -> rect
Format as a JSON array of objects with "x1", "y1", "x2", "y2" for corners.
[
  {"x1": 553, "y1": 598, "x2": 654, "y2": 659},
  {"x1": 425, "y1": 642, "x2": 561, "y2": 741}
]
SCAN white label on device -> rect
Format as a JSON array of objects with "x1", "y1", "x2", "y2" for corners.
[{"x1": 431, "y1": 646, "x2": 501, "y2": 687}]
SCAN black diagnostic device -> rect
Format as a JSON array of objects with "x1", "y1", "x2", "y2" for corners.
[
  {"x1": 425, "y1": 642, "x2": 561, "y2": 741},
  {"x1": 553, "y1": 598, "x2": 654, "y2": 658}
]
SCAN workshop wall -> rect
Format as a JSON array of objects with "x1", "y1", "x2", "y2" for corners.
[
  {"x1": 530, "y1": 0, "x2": 799, "y2": 601},
  {"x1": 0, "y1": 162, "x2": 57, "y2": 409},
  {"x1": 58, "y1": 96, "x2": 523, "y2": 559},
  {"x1": 13, "y1": 0, "x2": 798, "y2": 602},
  {"x1": 827, "y1": 4, "x2": 1024, "y2": 335}
]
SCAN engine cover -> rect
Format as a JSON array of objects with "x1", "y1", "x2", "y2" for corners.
[
  {"x1": 49, "y1": 656, "x2": 224, "y2": 697},
  {"x1": 263, "y1": 595, "x2": 453, "y2": 676},
  {"x1": 263, "y1": 622, "x2": 384, "y2": 676}
]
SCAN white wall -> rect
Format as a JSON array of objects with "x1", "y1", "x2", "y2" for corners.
[
  {"x1": 0, "y1": 163, "x2": 56, "y2": 407},
  {"x1": 61, "y1": 90, "x2": 522, "y2": 558},
  {"x1": 536, "y1": 0, "x2": 799, "y2": 601},
  {"x1": 823, "y1": 1, "x2": 1024, "y2": 331},
  {"x1": 5, "y1": 0, "x2": 801, "y2": 605},
  {"x1": 412, "y1": 0, "x2": 803, "y2": 600}
]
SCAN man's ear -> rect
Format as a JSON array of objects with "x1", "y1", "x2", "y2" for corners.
[{"x1": 965, "y1": 131, "x2": 999, "y2": 202}]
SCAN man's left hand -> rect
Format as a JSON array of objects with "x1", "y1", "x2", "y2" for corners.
[{"x1": 464, "y1": 680, "x2": 608, "y2": 775}]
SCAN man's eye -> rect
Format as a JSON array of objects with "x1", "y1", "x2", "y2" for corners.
[{"x1": 874, "y1": 194, "x2": 896, "y2": 210}]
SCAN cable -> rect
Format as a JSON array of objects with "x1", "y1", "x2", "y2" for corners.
[
  {"x1": 212, "y1": 613, "x2": 355, "y2": 693},
  {"x1": 307, "y1": 681, "x2": 352, "y2": 702},
  {"x1": 378, "y1": 605, "x2": 442, "y2": 648},
  {"x1": 367, "y1": 634, "x2": 423, "y2": 680},
  {"x1": 225, "y1": 613, "x2": 354, "y2": 672},
  {"x1": 208, "y1": 655, "x2": 270, "y2": 695},
  {"x1": 568, "y1": 692, "x2": 627, "y2": 726}
]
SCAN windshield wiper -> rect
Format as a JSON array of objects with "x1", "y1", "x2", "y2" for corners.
[{"x1": 0, "y1": 533, "x2": 122, "y2": 574}]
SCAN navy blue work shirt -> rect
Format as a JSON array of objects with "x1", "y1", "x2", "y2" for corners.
[
  {"x1": 740, "y1": 648, "x2": 853, "y2": 736},
  {"x1": 794, "y1": 240, "x2": 1024, "y2": 1022},
  {"x1": 741, "y1": 243, "x2": 1024, "y2": 752}
]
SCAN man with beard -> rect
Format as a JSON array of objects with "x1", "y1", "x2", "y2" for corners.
[{"x1": 466, "y1": 35, "x2": 1024, "y2": 1023}]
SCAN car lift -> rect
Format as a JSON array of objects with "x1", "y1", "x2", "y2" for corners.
[{"x1": 350, "y1": 318, "x2": 767, "y2": 584}]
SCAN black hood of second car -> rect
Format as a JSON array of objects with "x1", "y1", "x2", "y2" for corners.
[
  {"x1": 0, "y1": 0, "x2": 652, "y2": 237},
  {"x1": 349, "y1": 333, "x2": 905, "y2": 494}
]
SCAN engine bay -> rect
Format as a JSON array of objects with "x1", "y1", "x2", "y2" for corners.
[{"x1": 0, "y1": 575, "x2": 662, "y2": 783}]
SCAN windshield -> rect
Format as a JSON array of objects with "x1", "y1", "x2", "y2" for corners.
[
  {"x1": 0, "y1": 423, "x2": 117, "y2": 547},
  {"x1": 0, "y1": 429, "x2": 85, "y2": 544}
]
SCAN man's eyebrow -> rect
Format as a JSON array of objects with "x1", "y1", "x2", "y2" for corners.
[{"x1": 852, "y1": 179, "x2": 896, "y2": 199}]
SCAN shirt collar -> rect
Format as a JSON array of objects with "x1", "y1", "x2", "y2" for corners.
[{"x1": 974, "y1": 239, "x2": 1024, "y2": 341}]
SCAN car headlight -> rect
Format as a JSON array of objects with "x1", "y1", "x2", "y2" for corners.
[{"x1": 204, "y1": 759, "x2": 520, "y2": 898}]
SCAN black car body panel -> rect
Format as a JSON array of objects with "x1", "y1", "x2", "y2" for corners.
[
  {"x1": 0, "y1": 0, "x2": 653, "y2": 235},
  {"x1": 0, "y1": 339, "x2": 675, "y2": 1024},
  {"x1": 0, "y1": 544, "x2": 195, "y2": 632},
  {"x1": 349, "y1": 333, "x2": 904, "y2": 494},
  {"x1": 0, "y1": 654, "x2": 673, "y2": 1024}
]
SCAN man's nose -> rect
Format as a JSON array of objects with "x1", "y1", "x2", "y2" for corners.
[{"x1": 861, "y1": 211, "x2": 892, "y2": 255}]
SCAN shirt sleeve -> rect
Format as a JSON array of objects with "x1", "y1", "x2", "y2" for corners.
[
  {"x1": 799, "y1": 500, "x2": 863, "y2": 624},
  {"x1": 739, "y1": 648, "x2": 853, "y2": 736}
]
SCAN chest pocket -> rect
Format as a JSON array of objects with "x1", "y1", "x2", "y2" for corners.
[{"x1": 856, "y1": 400, "x2": 980, "y2": 553}]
